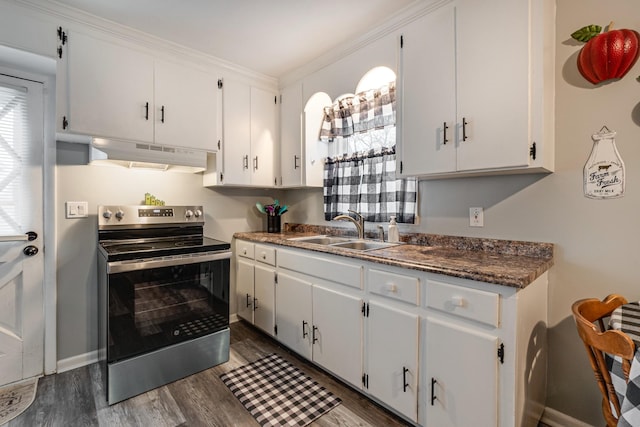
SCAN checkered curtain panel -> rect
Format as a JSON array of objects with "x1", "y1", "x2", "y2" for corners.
[
  {"x1": 323, "y1": 147, "x2": 417, "y2": 223},
  {"x1": 320, "y1": 82, "x2": 395, "y2": 141}
]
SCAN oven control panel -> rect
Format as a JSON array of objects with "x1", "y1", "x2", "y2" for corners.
[
  {"x1": 98, "y1": 205, "x2": 204, "y2": 227},
  {"x1": 139, "y1": 208, "x2": 174, "y2": 217}
]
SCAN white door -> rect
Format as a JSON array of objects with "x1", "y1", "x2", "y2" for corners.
[
  {"x1": 367, "y1": 301, "x2": 419, "y2": 422},
  {"x1": 250, "y1": 86, "x2": 277, "y2": 186},
  {"x1": 312, "y1": 284, "x2": 362, "y2": 388},
  {"x1": 275, "y1": 272, "x2": 312, "y2": 359},
  {"x1": 424, "y1": 317, "x2": 499, "y2": 427},
  {"x1": 221, "y1": 79, "x2": 251, "y2": 185},
  {"x1": 253, "y1": 264, "x2": 275, "y2": 335},
  {"x1": 0, "y1": 74, "x2": 44, "y2": 386},
  {"x1": 66, "y1": 30, "x2": 155, "y2": 142},
  {"x1": 235, "y1": 259, "x2": 254, "y2": 323},
  {"x1": 154, "y1": 60, "x2": 218, "y2": 151}
]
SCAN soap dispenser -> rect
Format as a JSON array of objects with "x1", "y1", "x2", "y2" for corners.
[{"x1": 388, "y1": 216, "x2": 399, "y2": 243}]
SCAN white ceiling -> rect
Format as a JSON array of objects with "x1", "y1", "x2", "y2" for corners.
[{"x1": 47, "y1": 0, "x2": 416, "y2": 78}]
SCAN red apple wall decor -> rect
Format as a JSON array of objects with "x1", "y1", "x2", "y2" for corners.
[{"x1": 571, "y1": 22, "x2": 640, "y2": 84}]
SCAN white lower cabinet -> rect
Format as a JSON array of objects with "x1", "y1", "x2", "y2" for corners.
[
  {"x1": 236, "y1": 258, "x2": 255, "y2": 322},
  {"x1": 254, "y1": 264, "x2": 276, "y2": 334},
  {"x1": 423, "y1": 317, "x2": 499, "y2": 427},
  {"x1": 366, "y1": 300, "x2": 419, "y2": 422},
  {"x1": 235, "y1": 242, "x2": 276, "y2": 336},
  {"x1": 275, "y1": 272, "x2": 312, "y2": 359},
  {"x1": 234, "y1": 241, "x2": 548, "y2": 427},
  {"x1": 312, "y1": 284, "x2": 363, "y2": 388}
]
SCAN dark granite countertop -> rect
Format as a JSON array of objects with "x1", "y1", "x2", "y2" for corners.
[{"x1": 233, "y1": 224, "x2": 554, "y2": 289}]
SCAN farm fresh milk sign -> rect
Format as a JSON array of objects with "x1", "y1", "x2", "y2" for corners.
[{"x1": 583, "y1": 128, "x2": 625, "y2": 199}]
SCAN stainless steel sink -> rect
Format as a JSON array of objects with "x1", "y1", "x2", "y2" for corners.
[
  {"x1": 288, "y1": 235, "x2": 352, "y2": 245},
  {"x1": 330, "y1": 240, "x2": 401, "y2": 251}
]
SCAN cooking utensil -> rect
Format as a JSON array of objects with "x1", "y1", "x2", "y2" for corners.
[{"x1": 256, "y1": 202, "x2": 266, "y2": 213}]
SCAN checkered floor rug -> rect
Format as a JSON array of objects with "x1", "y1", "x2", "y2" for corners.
[{"x1": 220, "y1": 353, "x2": 341, "y2": 426}]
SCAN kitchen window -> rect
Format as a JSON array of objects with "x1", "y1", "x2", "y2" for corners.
[{"x1": 320, "y1": 68, "x2": 417, "y2": 224}]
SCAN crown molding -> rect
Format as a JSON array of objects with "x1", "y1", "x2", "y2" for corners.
[
  {"x1": 10, "y1": 0, "x2": 277, "y2": 87},
  {"x1": 278, "y1": 0, "x2": 452, "y2": 89}
]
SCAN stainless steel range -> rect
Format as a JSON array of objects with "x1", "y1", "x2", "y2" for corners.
[{"x1": 97, "y1": 205, "x2": 231, "y2": 404}]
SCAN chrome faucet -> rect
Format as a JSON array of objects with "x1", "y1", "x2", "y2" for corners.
[
  {"x1": 333, "y1": 209, "x2": 365, "y2": 240},
  {"x1": 377, "y1": 225, "x2": 385, "y2": 242}
]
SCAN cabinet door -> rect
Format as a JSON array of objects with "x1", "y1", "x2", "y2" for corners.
[
  {"x1": 221, "y1": 79, "x2": 251, "y2": 185},
  {"x1": 236, "y1": 258, "x2": 254, "y2": 322},
  {"x1": 367, "y1": 301, "x2": 419, "y2": 422},
  {"x1": 254, "y1": 264, "x2": 276, "y2": 335},
  {"x1": 275, "y1": 272, "x2": 312, "y2": 359},
  {"x1": 312, "y1": 284, "x2": 362, "y2": 388},
  {"x1": 455, "y1": 0, "x2": 530, "y2": 171},
  {"x1": 66, "y1": 31, "x2": 154, "y2": 142},
  {"x1": 399, "y1": 4, "x2": 456, "y2": 176},
  {"x1": 154, "y1": 60, "x2": 218, "y2": 151},
  {"x1": 280, "y1": 83, "x2": 303, "y2": 187},
  {"x1": 250, "y1": 86, "x2": 278, "y2": 186},
  {"x1": 424, "y1": 317, "x2": 499, "y2": 427}
]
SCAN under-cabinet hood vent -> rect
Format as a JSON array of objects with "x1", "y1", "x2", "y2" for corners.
[{"x1": 89, "y1": 138, "x2": 207, "y2": 173}]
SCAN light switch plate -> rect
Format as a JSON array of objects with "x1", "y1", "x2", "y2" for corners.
[
  {"x1": 469, "y1": 207, "x2": 484, "y2": 227},
  {"x1": 66, "y1": 201, "x2": 89, "y2": 218}
]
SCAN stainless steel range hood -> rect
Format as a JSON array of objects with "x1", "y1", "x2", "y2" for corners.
[{"x1": 89, "y1": 138, "x2": 207, "y2": 173}]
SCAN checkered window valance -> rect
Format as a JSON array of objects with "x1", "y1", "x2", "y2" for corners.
[
  {"x1": 319, "y1": 81, "x2": 395, "y2": 141},
  {"x1": 323, "y1": 146, "x2": 417, "y2": 224}
]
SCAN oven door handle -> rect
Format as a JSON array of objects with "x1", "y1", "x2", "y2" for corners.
[{"x1": 107, "y1": 251, "x2": 231, "y2": 274}]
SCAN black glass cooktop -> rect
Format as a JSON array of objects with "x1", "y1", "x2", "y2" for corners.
[{"x1": 101, "y1": 236, "x2": 230, "y2": 262}]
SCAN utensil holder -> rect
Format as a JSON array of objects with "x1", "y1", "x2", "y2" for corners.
[{"x1": 267, "y1": 215, "x2": 281, "y2": 233}]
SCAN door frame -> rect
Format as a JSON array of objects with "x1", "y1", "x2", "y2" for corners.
[{"x1": 0, "y1": 47, "x2": 58, "y2": 376}]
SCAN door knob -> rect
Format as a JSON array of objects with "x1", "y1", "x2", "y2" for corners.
[{"x1": 23, "y1": 245, "x2": 39, "y2": 256}]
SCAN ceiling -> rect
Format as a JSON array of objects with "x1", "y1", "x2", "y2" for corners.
[{"x1": 47, "y1": 0, "x2": 416, "y2": 78}]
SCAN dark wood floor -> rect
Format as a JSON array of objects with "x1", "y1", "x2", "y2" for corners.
[{"x1": 8, "y1": 321, "x2": 411, "y2": 426}]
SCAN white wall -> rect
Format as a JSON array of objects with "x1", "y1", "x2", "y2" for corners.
[{"x1": 284, "y1": 1, "x2": 640, "y2": 424}]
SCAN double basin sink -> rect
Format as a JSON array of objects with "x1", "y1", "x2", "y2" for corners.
[{"x1": 288, "y1": 235, "x2": 401, "y2": 251}]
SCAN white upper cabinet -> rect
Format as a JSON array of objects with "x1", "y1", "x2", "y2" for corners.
[
  {"x1": 279, "y1": 82, "x2": 303, "y2": 187},
  {"x1": 399, "y1": 0, "x2": 554, "y2": 177},
  {"x1": 62, "y1": 30, "x2": 219, "y2": 151},
  {"x1": 154, "y1": 60, "x2": 218, "y2": 151},
  {"x1": 399, "y1": 4, "x2": 456, "y2": 176},
  {"x1": 279, "y1": 81, "x2": 325, "y2": 188},
  {"x1": 66, "y1": 31, "x2": 155, "y2": 143},
  {"x1": 250, "y1": 86, "x2": 278, "y2": 186},
  {"x1": 218, "y1": 79, "x2": 278, "y2": 187}
]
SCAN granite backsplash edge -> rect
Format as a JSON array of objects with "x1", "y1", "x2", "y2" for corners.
[{"x1": 283, "y1": 223, "x2": 554, "y2": 259}]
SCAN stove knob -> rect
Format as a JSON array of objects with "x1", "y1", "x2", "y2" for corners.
[
  {"x1": 115, "y1": 210, "x2": 125, "y2": 220},
  {"x1": 194, "y1": 209, "x2": 202, "y2": 218},
  {"x1": 185, "y1": 210, "x2": 194, "y2": 219},
  {"x1": 102, "y1": 210, "x2": 113, "y2": 219}
]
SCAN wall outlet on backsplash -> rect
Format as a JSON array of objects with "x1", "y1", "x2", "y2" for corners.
[{"x1": 469, "y1": 207, "x2": 484, "y2": 227}]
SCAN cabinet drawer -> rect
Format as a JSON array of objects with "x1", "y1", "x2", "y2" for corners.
[
  {"x1": 255, "y1": 244, "x2": 276, "y2": 266},
  {"x1": 426, "y1": 279, "x2": 499, "y2": 327},
  {"x1": 236, "y1": 241, "x2": 255, "y2": 259},
  {"x1": 369, "y1": 269, "x2": 419, "y2": 305},
  {"x1": 278, "y1": 249, "x2": 362, "y2": 289}
]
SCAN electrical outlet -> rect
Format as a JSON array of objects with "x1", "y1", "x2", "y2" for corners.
[
  {"x1": 469, "y1": 207, "x2": 484, "y2": 227},
  {"x1": 66, "y1": 201, "x2": 89, "y2": 218}
]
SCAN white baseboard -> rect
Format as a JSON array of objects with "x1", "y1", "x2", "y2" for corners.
[
  {"x1": 56, "y1": 350, "x2": 99, "y2": 373},
  {"x1": 230, "y1": 313, "x2": 239, "y2": 323},
  {"x1": 541, "y1": 406, "x2": 596, "y2": 427}
]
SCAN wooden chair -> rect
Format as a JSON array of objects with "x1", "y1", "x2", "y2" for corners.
[{"x1": 572, "y1": 294, "x2": 636, "y2": 426}]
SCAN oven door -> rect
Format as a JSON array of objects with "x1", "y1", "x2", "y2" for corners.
[{"x1": 105, "y1": 251, "x2": 230, "y2": 363}]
